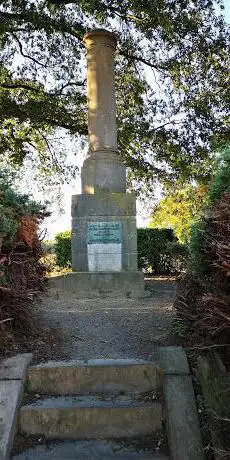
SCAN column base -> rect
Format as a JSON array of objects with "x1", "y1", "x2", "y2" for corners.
[{"x1": 81, "y1": 150, "x2": 126, "y2": 194}]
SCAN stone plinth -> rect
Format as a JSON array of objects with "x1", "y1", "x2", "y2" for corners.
[
  {"x1": 71, "y1": 193, "x2": 138, "y2": 272},
  {"x1": 50, "y1": 272, "x2": 145, "y2": 298}
]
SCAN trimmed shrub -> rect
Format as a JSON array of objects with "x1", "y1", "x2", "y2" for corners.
[
  {"x1": 137, "y1": 228, "x2": 187, "y2": 274},
  {"x1": 54, "y1": 231, "x2": 71, "y2": 267}
]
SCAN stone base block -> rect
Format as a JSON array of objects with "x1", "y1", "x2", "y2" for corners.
[
  {"x1": 71, "y1": 192, "x2": 138, "y2": 272},
  {"x1": 49, "y1": 271, "x2": 145, "y2": 298}
]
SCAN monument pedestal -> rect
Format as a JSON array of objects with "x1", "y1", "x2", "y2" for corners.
[
  {"x1": 70, "y1": 190, "x2": 145, "y2": 297},
  {"x1": 71, "y1": 192, "x2": 138, "y2": 273}
]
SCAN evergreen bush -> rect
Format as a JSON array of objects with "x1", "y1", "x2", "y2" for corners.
[
  {"x1": 189, "y1": 145, "x2": 230, "y2": 277},
  {"x1": 0, "y1": 170, "x2": 46, "y2": 244},
  {"x1": 54, "y1": 231, "x2": 71, "y2": 267},
  {"x1": 137, "y1": 228, "x2": 187, "y2": 274}
]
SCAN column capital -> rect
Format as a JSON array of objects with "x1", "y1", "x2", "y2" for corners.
[{"x1": 83, "y1": 29, "x2": 117, "y2": 50}]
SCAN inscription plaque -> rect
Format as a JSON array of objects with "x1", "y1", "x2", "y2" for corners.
[{"x1": 87, "y1": 222, "x2": 122, "y2": 244}]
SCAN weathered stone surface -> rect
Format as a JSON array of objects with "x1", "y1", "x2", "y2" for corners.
[
  {"x1": 72, "y1": 250, "x2": 138, "y2": 273},
  {"x1": 86, "y1": 221, "x2": 122, "y2": 271},
  {"x1": 0, "y1": 380, "x2": 23, "y2": 460},
  {"x1": 49, "y1": 271, "x2": 145, "y2": 297},
  {"x1": 26, "y1": 359, "x2": 163, "y2": 395},
  {"x1": 71, "y1": 193, "x2": 136, "y2": 217},
  {"x1": 88, "y1": 243, "x2": 122, "y2": 272},
  {"x1": 156, "y1": 346, "x2": 190, "y2": 375},
  {"x1": 72, "y1": 214, "x2": 138, "y2": 272},
  {"x1": 0, "y1": 354, "x2": 33, "y2": 381},
  {"x1": 71, "y1": 193, "x2": 138, "y2": 272},
  {"x1": 83, "y1": 30, "x2": 117, "y2": 154},
  {"x1": 20, "y1": 396, "x2": 162, "y2": 439},
  {"x1": 72, "y1": 217, "x2": 137, "y2": 251},
  {"x1": 71, "y1": 30, "x2": 139, "y2": 276},
  {"x1": 81, "y1": 152, "x2": 126, "y2": 194},
  {"x1": 164, "y1": 375, "x2": 204, "y2": 460},
  {"x1": 11, "y1": 440, "x2": 169, "y2": 460}
]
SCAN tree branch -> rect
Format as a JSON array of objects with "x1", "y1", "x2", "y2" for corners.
[
  {"x1": 39, "y1": 131, "x2": 61, "y2": 168},
  {"x1": 45, "y1": 117, "x2": 87, "y2": 135},
  {"x1": 47, "y1": 1, "x2": 146, "y2": 23},
  {"x1": 1, "y1": 82, "x2": 41, "y2": 92},
  {"x1": 1, "y1": 80, "x2": 86, "y2": 95},
  {"x1": 119, "y1": 49, "x2": 168, "y2": 73},
  {"x1": 11, "y1": 33, "x2": 47, "y2": 67},
  {"x1": 53, "y1": 80, "x2": 86, "y2": 95},
  {"x1": 154, "y1": 120, "x2": 184, "y2": 130}
]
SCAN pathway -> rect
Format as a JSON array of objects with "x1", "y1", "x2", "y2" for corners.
[{"x1": 37, "y1": 278, "x2": 176, "y2": 362}]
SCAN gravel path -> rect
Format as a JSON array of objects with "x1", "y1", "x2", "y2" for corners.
[{"x1": 37, "y1": 279, "x2": 176, "y2": 362}]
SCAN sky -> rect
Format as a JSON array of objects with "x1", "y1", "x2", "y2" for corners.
[
  {"x1": 14, "y1": 1, "x2": 230, "y2": 239},
  {"x1": 223, "y1": 0, "x2": 230, "y2": 20}
]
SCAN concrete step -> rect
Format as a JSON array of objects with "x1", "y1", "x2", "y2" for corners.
[
  {"x1": 12, "y1": 440, "x2": 169, "y2": 460},
  {"x1": 20, "y1": 395, "x2": 162, "y2": 439},
  {"x1": 26, "y1": 359, "x2": 162, "y2": 395}
]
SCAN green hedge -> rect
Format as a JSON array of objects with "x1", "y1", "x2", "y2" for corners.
[
  {"x1": 137, "y1": 228, "x2": 187, "y2": 274},
  {"x1": 54, "y1": 228, "x2": 187, "y2": 274},
  {"x1": 54, "y1": 231, "x2": 71, "y2": 267}
]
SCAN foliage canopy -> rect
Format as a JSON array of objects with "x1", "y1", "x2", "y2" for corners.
[
  {"x1": 149, "y1": 184, "x2": 207, "y2": 242},
  {"x1": 0, "y1": 0, "x2": 229, "y2": 187}
]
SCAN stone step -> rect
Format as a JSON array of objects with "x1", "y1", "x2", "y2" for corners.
[
  {"x1": 20, "y1": 395, "x2": 162, "y2": 439},
  {"x1": 12, "y1": 440, "x2": 169, "y2": 460},
  {"x1": 26, "y1": 359, "x2": 162, "y2": 395}
]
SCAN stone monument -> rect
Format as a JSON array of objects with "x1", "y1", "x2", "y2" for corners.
[{"x1": 57, "y1": 29, "x2": 144, "y2": 296}]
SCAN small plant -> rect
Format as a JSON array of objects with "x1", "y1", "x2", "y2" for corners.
[
  {"x1": 173, "y1": 319, "x2": 189, "y2": 338},
  {"x1": 137, "y1": 228, "x2": 187, "y2": 274}
]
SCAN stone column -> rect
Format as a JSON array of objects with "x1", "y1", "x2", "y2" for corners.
[
  {"x1": 81, "y1": 29, "x2": 126, "y2": 194},
  {"x1": 71, "y1": 28, "x2": 140, "y2": 280},
  {"x1": 84, "y1": 29, "x2": 117, "y2": 153}
]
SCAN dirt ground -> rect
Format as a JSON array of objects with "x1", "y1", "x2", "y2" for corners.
[{"x1": 32, "y1": 278, "x2": 176, "y2": 363}]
